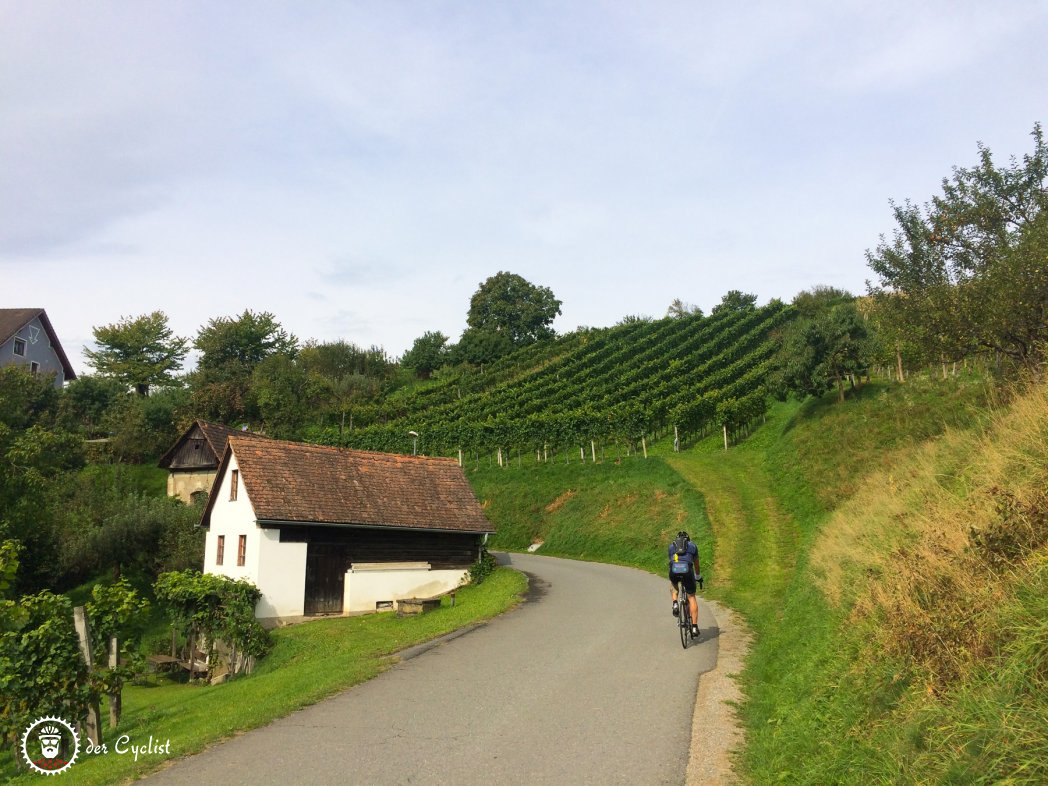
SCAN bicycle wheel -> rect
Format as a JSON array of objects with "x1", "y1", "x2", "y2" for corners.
[{"x1": 679, "y1": 590, "x2": 690, "y2": 649}]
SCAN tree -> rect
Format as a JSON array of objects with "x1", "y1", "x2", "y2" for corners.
[
  {"x1": 102, "y1": 386, "x2": 188, "y2": 463},
  {"x1": 711, "y1": 290, "x2": 758, "y2": 315},
  {"x1": 322, "y1": 374, "x2": 380, "y2": 437},
  {"x1": 400, "y1": 331, "x2": 450, "y2": 378},
  {"x1": 190, "y1": 310, "x2": 297, "y2": 423},
  {"x1": 465, "y1": 272, "x2": 562, "y2": 348},
  {"x1": 449, "y1": 328, "x2": 515, "y2": 366},
  {"x1": 666, "y1": 299, "x2": 703, "y2": 319},
  {"x1": 298, "y1": 340, "x2": 394, "y2": 381},
  {"x1": 251, "y1": 354, "x2": 325, "y2": 439},
  {"x1": 772, "y1": 298, "x2": 870, "y2": 403},
  {"x1": 84, "y1": 312, "x2": 188, "y2": 396},
  {"x1": 194, "y1": 310, "x2": 297, "y2": 371},
  {"x1": 57, "y1": 375, "x2": 126, "y2": 438},
  {"x1": 867, "y1": 124, "x2": 1048, "y2": 374}
]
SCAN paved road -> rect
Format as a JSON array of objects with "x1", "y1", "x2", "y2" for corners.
[{"x1": 145, "y1": 553, "x2": 718, "y2": 785}]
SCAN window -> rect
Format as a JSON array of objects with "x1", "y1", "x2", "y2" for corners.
[
  {"x1": 237, "y1": 535, "x2": 246, "y2": 566},
  {"x1": 216, "y1": 535, "x2": 225, "y2": 565},
  {"x1": 30, "y1": 362, "x2": 39, "y2": 375},
  {"x1": 13, "y1": 338, "x2": 26, "y2": 357},
  {"x1": 229, "y1": 469, "x2": 239, "y2": 500}
]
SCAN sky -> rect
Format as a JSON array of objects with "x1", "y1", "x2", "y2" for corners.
[{"x1": 3, "y1": 1, "x2": 1047, "y2": 375}]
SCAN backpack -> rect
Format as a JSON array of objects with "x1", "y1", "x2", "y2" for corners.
[{"x1": 672, "y1": 534, "x2": 689, "y2": 556}]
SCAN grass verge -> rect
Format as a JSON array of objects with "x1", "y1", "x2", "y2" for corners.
[{"x1": 2, "y1": 567, "x2": 527, "y2": 785}]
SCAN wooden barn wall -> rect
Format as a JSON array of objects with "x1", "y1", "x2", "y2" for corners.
[
  {"x1": 275, "y1": 525, "x2": 483, "y2": 570},
  {"x1": 166, "y1": 426, "x2": 220, "y2": 470}
]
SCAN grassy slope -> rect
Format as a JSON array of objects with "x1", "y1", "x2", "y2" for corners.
[
  {"x1": 471, "y1": 373, "x2": 1046, "y2": 783},
  {"x1": 3, "y1": 569, "x2": 527, "y2": 785},
  {"x1": 472, "y1": 457, "x2": 714, "y2": 579}
]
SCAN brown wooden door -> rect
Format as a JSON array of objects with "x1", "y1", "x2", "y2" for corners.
[{"x1": 304, "y1": 544, "x2": 346, "y2": 615}]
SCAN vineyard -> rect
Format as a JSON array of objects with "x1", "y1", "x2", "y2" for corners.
[{"x1": 307, "y1": 302, "x2": 793, "y2": 461}]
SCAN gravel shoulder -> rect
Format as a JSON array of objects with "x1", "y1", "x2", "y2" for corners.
[{"x1": 687, "y1": 599, "x2": 752, "y2": 785}]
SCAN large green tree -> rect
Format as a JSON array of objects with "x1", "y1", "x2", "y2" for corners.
[
  {"x1": 190, "y1": 310, "x2": 297, "y2": 423},
  {"x1": 84, "y1": 311, "x2": 188, "y2": 396},
  {"x1": 400, "y1": 331, "x2": 450, "y2": 378},
  {"x1": 465, "y1": 271, "x2": 562, "y2": 348},
  {"x1": 772, "y1": 291, "x2": 871, "y2": 403},
  {"x1": 711, "y1": 290, "x2": 758, "y2": 315},
  {"x1": 867, "y1": 124, "x2": 1048, "y2": 374}
]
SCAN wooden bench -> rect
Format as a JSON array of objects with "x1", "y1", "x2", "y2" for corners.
[
  {"x1": 396, "y1": 590, "x2": 457, "y2": 616},
  {"x1": 146, "y1": 654, "x2": 180, "y2": 673}
]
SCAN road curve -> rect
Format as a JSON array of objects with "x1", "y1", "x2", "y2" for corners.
[{"x1": 145, "y1": 553, "x2": 718, "y2": 785}]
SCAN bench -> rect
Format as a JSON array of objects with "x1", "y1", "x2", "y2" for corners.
[{"x1": 396, "y1": 590, "x2": 457, "y2": 616}]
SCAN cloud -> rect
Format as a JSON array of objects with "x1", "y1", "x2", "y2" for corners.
[{"x1": 320, "y1": 258, "x2": 406, "y2": 287}]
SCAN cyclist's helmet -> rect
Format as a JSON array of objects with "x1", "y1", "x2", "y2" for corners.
[{"x1": 677, "y1": 530, "x2": 689, "y2": 540}]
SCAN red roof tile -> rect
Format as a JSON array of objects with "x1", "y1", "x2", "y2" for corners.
[{"x1": 205, "y1": 437, "x2": 493, "y2": 534}]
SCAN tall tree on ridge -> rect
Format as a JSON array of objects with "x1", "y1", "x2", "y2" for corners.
[{"x1": 84, "y1": 311, "x2": 188, "y2": 396}]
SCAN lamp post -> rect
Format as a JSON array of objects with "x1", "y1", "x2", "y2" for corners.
[{"x1": 408, "y1": 430, "x2": 418, "y2": 456}]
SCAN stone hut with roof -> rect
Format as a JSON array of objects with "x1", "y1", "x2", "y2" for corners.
[
  {"x1": 199, "y1": 436, "x2": 495, "y2": 622},
  {"x1": 158, "y1": 420, "x2": 268, "y2": 504}
]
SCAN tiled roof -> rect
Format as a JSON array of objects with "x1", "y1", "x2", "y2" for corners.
[
  {"x1": 158, "y1": 419, "x2": 268, "y2": 469},
  {"x1": 197, "y1": 420, "x2": 261, "y2": 456},
  {"x1": 0, "y1": 309, "x2": 40, "y2": 343},
  {"x1": 212, "y1": 437, "x2": 494, "y2": 534}
]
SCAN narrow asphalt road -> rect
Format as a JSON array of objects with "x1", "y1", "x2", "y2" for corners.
[{"x1": 145, "y1": 553, "x2": 719, "y2": 785}]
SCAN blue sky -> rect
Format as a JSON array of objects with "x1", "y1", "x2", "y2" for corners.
[{"x1": 2, "y1": 1, "x2": 1046, "y2": 374}]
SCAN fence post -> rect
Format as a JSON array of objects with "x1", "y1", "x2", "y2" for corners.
[{"x1": 73, "y1": 606, "x2": 103, "y2": 745}]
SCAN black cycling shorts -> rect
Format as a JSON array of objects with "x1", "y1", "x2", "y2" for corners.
[{"x1": 668, "y1": 569, "x2": 697, "y2": 594}]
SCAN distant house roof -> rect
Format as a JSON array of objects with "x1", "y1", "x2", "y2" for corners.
[
  {"x1": 0, "y1": 308, "x2": 76, "y2": 381},
  {"x1": 158, "y1": 419, "x2": 267, "y2": 470},
  {"x1": 201, "y1": 437, "x2": 494, "y2": 534}
]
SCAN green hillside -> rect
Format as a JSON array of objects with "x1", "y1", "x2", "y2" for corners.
[
  {"x1": 469, "y1": 372, "x2": 1046, "y2": 784},
  {"x1": 310, "y1": 301, "x2": 791, "y2": 457}
]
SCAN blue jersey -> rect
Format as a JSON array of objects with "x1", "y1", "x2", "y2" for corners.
[{"x1": 668, "y1": 541, "x2": 699, "y2": 573}]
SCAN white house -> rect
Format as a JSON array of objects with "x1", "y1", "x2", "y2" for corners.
[{"x1": 199, "y1": 436, "x2": 494, "y2": 624}]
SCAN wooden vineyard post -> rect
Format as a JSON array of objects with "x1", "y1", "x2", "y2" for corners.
[
  {"x1": 109, "y1": 635, "x2": 121, "y2": 727},
  {"x1": 458, "y1": 448, "x2": 463, "y2": 467},
  {"x1": 641, "y1": 437, "x2": 647, "y2": 459},
  {"x1": 590, "y1": 440, "x2": 596, "y2": 463},
  {"x1": 73, "y1": 606, "x2": 103, "y2": 746},
  {"x1": 580, "y1": 446, "x2": 585, "y2": 462},
  {"x1": 673, "y1": 425, "x2": 679, "y2": 453},
  {"x1": 723, "y1": 424, "x2": 729, "y2": 451}
]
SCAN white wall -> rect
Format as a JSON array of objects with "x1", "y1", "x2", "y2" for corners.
[
  {"x1": 345, "y1": 563, "x2": 468, "y2": 613},
  {"x1": 204, "y1": 454, "x2": 262, "y2": 584},
  {"x1": 256, "y1": 528, "x2": 307, "y2": 619}
]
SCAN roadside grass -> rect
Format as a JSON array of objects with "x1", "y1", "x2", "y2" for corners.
[
  {"x1": 2, "y1": 568, "x2": 527, "y2": 785},
  {"x1": 738, "y1": 376, "x2": 1047, "y2": 784},
  {"x1": 470, "y1": 457, "x2": 713, "y2": 579},
  {"x1": 465, "y1": 373, "x2": 1042, "y2": 783}
]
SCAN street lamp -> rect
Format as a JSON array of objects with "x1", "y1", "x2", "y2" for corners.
[{"x1": 408, "y1": 430, "x2": 418, "y2": 456}]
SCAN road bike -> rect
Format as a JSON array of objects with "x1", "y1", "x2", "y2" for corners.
[{"x1": 675, "y1": 573, "x2": 704, "y2": 650}]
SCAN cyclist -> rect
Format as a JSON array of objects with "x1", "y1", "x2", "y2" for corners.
[{"x1": 668, "y1": 530, "x2": 700, "y2": 638}]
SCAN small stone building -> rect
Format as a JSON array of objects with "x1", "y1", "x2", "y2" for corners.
[{"x1": 158, "y1": 420, "x2": 267, "y2": 503}]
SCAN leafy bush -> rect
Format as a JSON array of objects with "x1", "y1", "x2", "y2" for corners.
[
  {"x1": 468, "y1": 549, "x2": 498, "y2": 586},
  {"x1": 154, "y1": 570, "x2": 272, "y2": 677}
]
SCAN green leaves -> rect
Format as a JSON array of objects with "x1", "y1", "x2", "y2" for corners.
[
  {"x1": 154, "y1": 570, "x2": 272, "y2": 663},
  {"x1": 867, "y1": 124, "x2": 1048, "y2": 373},
  {"x1": 464, "y1": 271, "x2": 562, "y2": 354},
  {"x1": 320, "y1": 302, "x2": 788, "y2": 454},
  {"x1": 84, "y1": 311, "x2": 188, "y2": 396}
]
